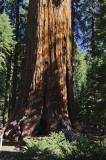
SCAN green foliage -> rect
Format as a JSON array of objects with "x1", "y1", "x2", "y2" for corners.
[
  {"x1": 76, "y1": 53, "x2": 106, "y2": 128},
  {"x1": 73, "y1": 41, "x2": 87, "y2": 102},
  {"x1": 0, "y1": 1, "x2": 28, "y2": 124},
  {"x1": 0, "y1": 12, "x2": 15, "y2": 69},
  {"x1": 80, "y1": 0, "x2": 105, "y2": 56},
  {"x1": 95, "y1": 0, "x2": 106, "y2": 53},
  {"x1": 0, "y1": 12, "x2": 14, "y2": 52},
  {"x1": 19, "y1": 132, "x2": 73, "y2": 160},
  {"x1": 0, "y1": 12, "x2": 15, "y2": 124},
  {"x1": 18, "y1": 132, "x2": 106, "y2": 160},
  {"x1": 72, "y1": 138, "x2": 106, "y2": 160},
  {"x1": 83, "y1": 54, "x2": 106, "y2": 127}
]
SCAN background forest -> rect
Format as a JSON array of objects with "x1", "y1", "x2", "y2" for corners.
[{"x1": 0, "y1": 0, "x2": 105, "y2": 135}]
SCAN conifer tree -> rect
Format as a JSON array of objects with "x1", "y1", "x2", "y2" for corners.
[{"x1": 0, "y1": 12, "x2": 15, "y2": 125}]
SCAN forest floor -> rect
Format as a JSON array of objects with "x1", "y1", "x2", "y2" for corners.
[{"x1": 0, "y1": 140, "x2": 23, "y2": 160}]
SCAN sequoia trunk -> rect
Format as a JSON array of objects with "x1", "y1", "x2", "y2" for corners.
[{"x1": 5, "y1": 0, "x2": 76, "y2": 141}]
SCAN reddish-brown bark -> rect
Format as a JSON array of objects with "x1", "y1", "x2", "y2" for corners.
[{"x1": 4, "y1": 0, "x2": 76, "y2": 141}]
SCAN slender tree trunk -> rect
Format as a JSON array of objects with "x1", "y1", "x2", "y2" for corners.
[
  {"x1": 3, "y1": 56, "x2": 12, "y2": 126},
  {"x1": 92, "y1": 0, "x2": 95, "y2": 57},
  {"x1": 12, "y1": 0, "x2": 20, "y2": 110},
  {"x1": 8, "y1": 2, "x2": 15, "y2": 116},
  {"x1": 5, "y1": 0, "x2": 76, "y2": 141}
]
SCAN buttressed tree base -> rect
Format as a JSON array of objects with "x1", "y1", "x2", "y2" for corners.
[{"x1": 5, "y1": 0, "x2": 76, "y2": 141}]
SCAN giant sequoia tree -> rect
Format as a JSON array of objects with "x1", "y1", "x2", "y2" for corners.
[{"x1": 5, "y1": 0, "x2": 76, "y2": 140}]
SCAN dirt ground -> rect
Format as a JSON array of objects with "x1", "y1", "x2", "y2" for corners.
[{"x1": 0, "y1": 140, "x2": 22, "y2": 160}]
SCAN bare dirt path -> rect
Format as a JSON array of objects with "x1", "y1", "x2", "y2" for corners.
[{"x1": 0, "y1": 140, "x2": 23, "y2": 160}]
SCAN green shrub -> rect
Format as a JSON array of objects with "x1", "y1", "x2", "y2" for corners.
[
  {"x1": 18, "y1": 132, "x2": 106, "y2": 160},
  {"x1": 71, "y1": 139, "x2": 106, "y2": 160},
  {"x1": 19, "y1": 132, "x2": 74, "y2": 160}
]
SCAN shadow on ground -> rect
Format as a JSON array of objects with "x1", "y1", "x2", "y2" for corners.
[
  {"x1": 0, "y1": 141, "x2": 26, "y2": 160},
  {"x1": 2, "y1": 141, "x2": 26, "y2": 146},
  {"x1": 0, "y1": 151, "x2": 21, "y2": 160}
]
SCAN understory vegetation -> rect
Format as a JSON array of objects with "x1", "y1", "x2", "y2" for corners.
[{"x1": 18, "y1": 132, "x2": 106, "y2": 160}]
